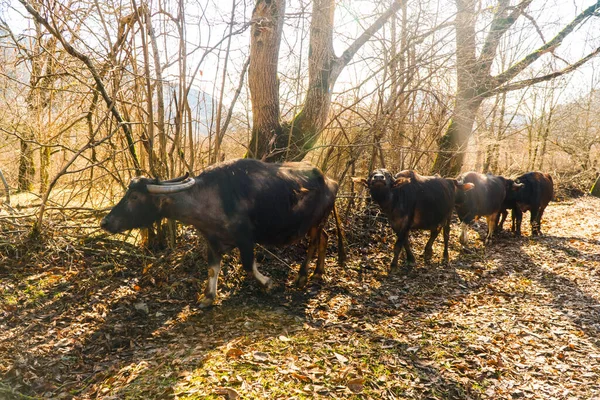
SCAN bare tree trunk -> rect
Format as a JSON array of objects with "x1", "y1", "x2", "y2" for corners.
[
  {"x1": 247, "y1": 0, "x2": 400, "y2": 162},
  {"x1": 483, "y1": 94, "x2": 499, "y2": 173},
  {"x1": 40, "y1": 146, "x2": 50, "y2": 193},
  {"x1": 431, "y1": 0, "x2": 480, "y2": 176},
  {"x1": 538, "y1": 109, "x2": 552, "y2": 170},
  {"x1": 247, "y1": 0, "x2": 286, "y2": 159},
  {"x1": 19, "y1": 2, "x2": 44, "y2": 192}
]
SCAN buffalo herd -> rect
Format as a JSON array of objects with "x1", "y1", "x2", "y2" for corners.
[{"x1": 101, "y1": 159, "x2": 554, "y2": 305}]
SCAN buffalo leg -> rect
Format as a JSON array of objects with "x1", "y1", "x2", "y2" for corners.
[
  {"x1": 459, "y1": 221, "x2": 471, "y2": 247},
  {"x1": 239, "y1": 242, "x2": 273, "y2": 292},
  {"x1": 423, "y1": 227, "x2": 441, "y2": 263},
  {"x1": 390, "y1": 231, "x2": 409, "y2": 273},
  {"x1": 530, "y1": 207, "x2": 541, "y2": 236},
  {"x1": 442, "y1": 219, "x2": 451, "y2": 264},
  {"x1": 513, "y1": 208, "x2": 523, "y2": 236},
  {"x1": 484, "y1": 212, "x2": 499, "y2": 244},
  {"x1": 199, "y1": 246, "x2": 223, "y2": 308},
  {"x1": 497, "y1": 209, "x2": 508, "y2": 232},
  {"x1": 536, "y1": 205, "x2": 547, "y2": 235},
  {"x1": 295, "y1": 226, "x2": 319, "y2": 287},
  {"x1": 510, "y1": 208, "x2": 517, "y2": 233},
  {"x1": 403, "y1": 237, "x2": 416, "y2": 268},
  {"x1": 312, "y1": 228, "x2": 328, "y2": 281}
]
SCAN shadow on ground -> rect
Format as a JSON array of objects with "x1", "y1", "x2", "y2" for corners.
[{"x1": 1, "y1": 197, "x2": 599, "y2": 399}]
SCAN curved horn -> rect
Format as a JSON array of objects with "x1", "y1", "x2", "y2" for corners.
[
  {"x1": 146, "y1": 177, "x2": 196, "y2": 194},
  {"x1": 160, "y1": 172, "x2": 190, "y2": 184}
]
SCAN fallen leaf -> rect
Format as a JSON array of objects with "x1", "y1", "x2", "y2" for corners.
[
  {"x1": 291, "y1": 372, "x2": 312, "y2": 383},
  {"x1": 347, "y1": 377, "x2": 365, "y2": 393},
  {"x1": 214, "y1": 387, "x2": 239, "y2": 399},
  {"x1": 226, "y1": 348, "x2": 244, "y2": 359},
  {"x1": 334, "y1": 352, "x2": 348, "y2": 364},
  {"x1": 253, "y1": 351, "x2": 269, "y2": 362}
]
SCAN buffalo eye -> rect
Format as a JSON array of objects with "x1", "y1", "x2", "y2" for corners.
[{"x1": 129, "y1": 193, "x2": 140, "y2": 202}]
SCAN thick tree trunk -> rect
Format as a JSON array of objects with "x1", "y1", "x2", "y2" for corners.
[
  {"x1": 430, "y1": 100, "x2": 481, "y2": 177},
  {"x1": 431, "y1": 0, "x2": 480, "y2": 177},
  {"x1": 20, "y1": 5, "x2": 43, "y2": 193},
  {"x1": 431, "y1": 0, "x2": 480, "y2": 175},
  {"x1": 247, "y1": 0, "x2": 286, "y2": 159},
  {"x1": 269, "y1": 0, "x2": 336, "y2": 162},
  {"x1": 247, "y1": 0, "x2": 400, "y2": 162}
]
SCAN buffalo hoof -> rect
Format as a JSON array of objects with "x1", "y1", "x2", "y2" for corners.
[
  {"x1": 198, "y1": 295, "x2": 215, "y2": 308},
  {"x1": 423, "y1": 253, "x2": 433, "y2": 264},
  {"x1": 389, "y1": 265, "x2": 401, "y2": 275},
  {"x1": 261, "y1": 278, "x2": 275, "y2": 293},
  {"x1": 294, "y1": 274, "x2": 308, "y2": 288},
  {"x1": 442, "y1": 256, "x2": 450, "y2": 266},
  {"x1": 311, "y1": 272, "x2": 323, "y2": 281},
  {"x1": 400, "y1": 265, "x2": 414, "y2": 275}
]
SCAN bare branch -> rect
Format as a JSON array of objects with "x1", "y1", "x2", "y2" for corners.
[
  {"x1": 478, "y1": 0, "x2": 533, "y2": 72},
  {"x1": 17, "y1": 0, "x2": 142, "y2": 174},
  {"x1": 486, "y1": 45, "x2": 600, "y2": 96},
  {"x1": 331, "y1": 1, "x2": 402, "y2": 83},
  {"x1": 491, "y1": 0, "x2": 600, "y2": 88}
]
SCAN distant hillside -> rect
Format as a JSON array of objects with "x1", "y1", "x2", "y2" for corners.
[{"x1": 163, "y1": 82, "x2": 217, "y2": 137}]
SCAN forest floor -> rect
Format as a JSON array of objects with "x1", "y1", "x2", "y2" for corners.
[{"x1": 1, "y1": 196, "x2": 599, "y2": 399}]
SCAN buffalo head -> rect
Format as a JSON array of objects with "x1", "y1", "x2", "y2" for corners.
[{"x1": 100, "y1": 173, "x2": 195, "y2": 233}]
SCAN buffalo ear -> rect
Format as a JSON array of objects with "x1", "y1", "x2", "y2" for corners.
[
  {"x1": 392, "y1": 177, "x2": 411, "y2": 188},
  {"x1": 463, "y1": 182, "x2": 475, "y2": 191},
  {"x1": 453, "y1": 180, "x2": 474, "y2": 191},
  {"x1": 351, "y1": 177, "x2": 368, "y2": 187}
]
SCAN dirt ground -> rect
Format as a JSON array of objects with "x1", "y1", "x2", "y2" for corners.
[{"x1": 1, "y1": 196, "x2": 599, "y2": 399}]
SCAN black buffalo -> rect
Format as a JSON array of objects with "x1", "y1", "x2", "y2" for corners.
[
  {"x1": 455, "y1": 172, "x2": 508, "y2": 246},
  {"x1": 101, "y1": 158, "x2": 344, "y2": 307},
  {"x1": 353, "y1": 169, "x2": 473, "y2": 271},
  {"x1": 497, "y1": 171, "x2": 554, "y2": 236}
]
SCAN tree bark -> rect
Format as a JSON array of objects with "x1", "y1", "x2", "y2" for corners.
[
  {"x1": 247, "y1": 0, "x2": 400, "y2": 162},
  {"x1": 247, "y1": 0, "x2": 286, "y2": 160},
  {"x1": 431, "y1": 0, "x2": 480, "y2": 176}
]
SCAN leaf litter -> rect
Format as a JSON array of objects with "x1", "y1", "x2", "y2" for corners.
[{"x1": 0, "y1": 197, "x2": 599, "y2": 398}]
